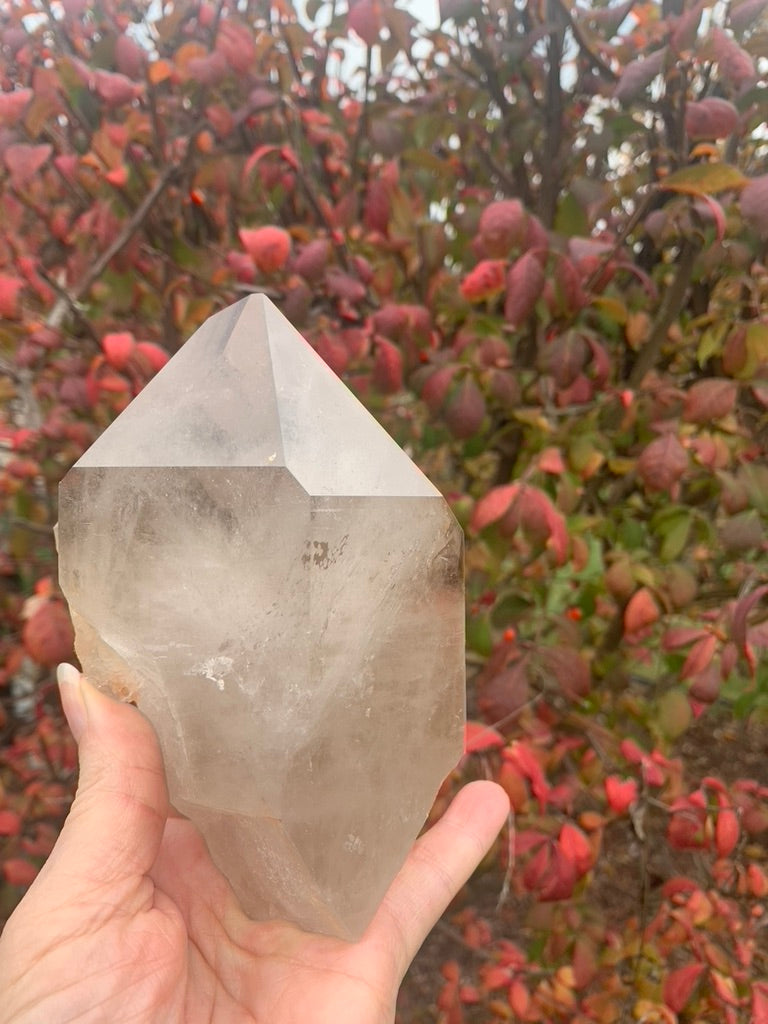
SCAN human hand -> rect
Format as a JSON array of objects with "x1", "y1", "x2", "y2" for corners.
[{"x1": 0, "y1": 665, "x2": 508, "y2": 1023}]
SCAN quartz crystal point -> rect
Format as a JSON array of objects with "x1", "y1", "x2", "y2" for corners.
[{"x1": 57, "y1": 295, "x2": 465, "y2": 940}]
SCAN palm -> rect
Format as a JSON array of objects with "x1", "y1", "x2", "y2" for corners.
[
  {"x1": 0, "y1": 676, "x2": 508, "y2": 1024},
  {"x1": 144, "y1": 818, "x2": 406, "y2": 1024}
]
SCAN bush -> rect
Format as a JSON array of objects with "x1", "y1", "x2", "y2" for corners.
[{"x1": 1, "y1": 0, "x2": 767, "y2": 1019}]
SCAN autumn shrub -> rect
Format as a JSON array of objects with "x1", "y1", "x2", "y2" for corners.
[{"x1": 1, "y1": 0, "x2": 768, "y2": 1019}]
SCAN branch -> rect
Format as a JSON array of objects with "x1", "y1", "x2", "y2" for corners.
[
  {"x1": 584, "y1": 187, "x2": 657, "y2": 293},
  {"x1": 628, "y1": 237, "x2": 701, "y2": 387},
  {"x1": 557, "y1": 0, "x2": 621, "y2": 82},
  {"x1": 540, "y1": 0, "x2": 566, "y2": 227}
]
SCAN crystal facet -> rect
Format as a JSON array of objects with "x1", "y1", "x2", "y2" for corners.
[{"x1": 57, "y1": 295, "x2": 464, "y2": 940}]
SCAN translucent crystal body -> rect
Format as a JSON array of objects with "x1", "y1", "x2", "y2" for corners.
[{"x1": 57, "y1": 295, "x2": 464, "y2": 940}]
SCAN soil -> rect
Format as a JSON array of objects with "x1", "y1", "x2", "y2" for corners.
[{"x1": 395, "y1": 713, "x2": 768, "y2": 1023}]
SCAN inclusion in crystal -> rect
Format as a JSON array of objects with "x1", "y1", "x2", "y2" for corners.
[{"x1": 57, "y1": 295, "x2": 465, "y2": 940}]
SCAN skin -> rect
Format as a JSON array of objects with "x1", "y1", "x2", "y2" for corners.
[{"x1": 0, "y1": 666, "x2": 509, "y2": 1023}]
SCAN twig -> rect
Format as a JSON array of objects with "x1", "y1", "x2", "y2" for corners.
[
  {"x1": 541, "y1": 0, "x2": 566, "y2": 228},
  {"x1": 496, "y1": 809, "x2": 516, "y2": 912},
  {"x1": 557, "y1": 0, "x2": 621, "y2": 82},
  {"x1": 628, "y1": 236, "x2": 701, "y2": 386},
  {"x1": 350, "y1": 44, "x2": 373, "y2": 188},
  {"x1": 584, "y1": 188, "x2": 658, "y2": 294},
  {"x1": 46, "y1": 162, "x2": 180, "y2": 329}
]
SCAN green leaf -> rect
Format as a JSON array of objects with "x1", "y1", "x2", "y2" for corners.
[
  {"x1": 660, "y1": 162, "x2": 747, "y2": 196},
  {"x1": 554, "y1": 191, "x2": 589, "y2": 237},
  {"x1": 697, "y1": 322, "x2": 728, "y2": 367},
  {"x1": 466, "y1": 613, "x2": 493, "y2": 656},
  {"x1": 656, "y1": 510, "x2": 692, "y2": 562}
]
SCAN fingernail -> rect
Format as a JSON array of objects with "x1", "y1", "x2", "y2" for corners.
[{"x1": 57, "y1": 662, "x2": 87, "y2": 742}]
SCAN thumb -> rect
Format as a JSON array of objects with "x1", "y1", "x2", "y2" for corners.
[{"x1": 48, "y1": 663, "x2": 170, "y2": 887}]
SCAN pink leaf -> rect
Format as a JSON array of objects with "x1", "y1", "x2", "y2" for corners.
[
  {"x1": 685, "y1": 97, "x2": 740, "y2": 139},
  {"x1": 637, "y1": 433, "x2": 688, "y2": 492},
  {"x1": 4, "y1": 143, "x2": 52, "y2": 187},
  {"x1": 712, "y1": 27, "x2": 756, "y2": 88},
  {"x1": 614, "y1": 47, "x2": 668, "y2": 103},
  {"x1": 0, "y1": 88, "x2": 33, "y2": 127},
  {"x1": 741, "y1": 174, "x2": 768, "y2": 240},
  {"x1": 504, "y1": 251, "x2": 545, "y2": 328}
]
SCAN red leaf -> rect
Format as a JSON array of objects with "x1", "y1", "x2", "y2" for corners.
[
  {"x1": 732, "y1": 584, "x2": 768, "y2": 653},
  {"x1": 243, "y1": 144, "x2": 280, "y2": 179},
  {"x1": 315, "y1": 334, "x2": 349, "y2": 376},
  {"x1": 683, "y1": 378, "x2": 738, "y2": 423},
  {"x1": 501, "y1": 484, "x2": 569, "y2": 563},
  {"x1": 115, "y1": 33, "x2": 147, "y2": 78},
  {"x1": 464, "y1": 720, "x2": 505, "y2": 753},
  {"x1": 22, "y1": 601, "x2": 75, "y2": 667},
  {"x1": 614, "y1": 47, "x2": 668, "y2": 103},
  {"x1": 711, "y1": 969, "x2": 739, "y2": 1006},
  {"x1": 2, "y1": 858, "x2": 38, "y2": 887},
  {"x1": 559, "y1": 822, "x2": 593, "y2": 874},
  {"x1": 460, "y1": 259, "x2": 506, "y2": 303},
  {"x1": 421, "y1": 365, "x2": 459, "y2": 412},
  {"x1": 715, "y1": 796, "x2": 740, "y2": 857},
  {"x1": 294, "y1": 239, "x2": 331, "y2": 283},
  {"x1": 663, "y1": 963, "x2": 706, "y2": 1013},
  {"x1": 663, "y1": 627, "x2": 708, "y2": 650},
  {"x1": 689, "y1": 664, "x2": 722, "y2": 703},
  {"x1": 624, "y1": 587, "x2": 660, "y2": 636},
  {"x1": 680, "y1": 634, "x2": 717, "y2": 681},
  {"x1": 363, "y1": 178, "x2": 391, "y2": 234},
  {"x1": 541, "y1": 330, "x2": 588, "y2": 387},
  {"x1": 478, "y1": 199, "x2": 527, "y2": 257},
  {"x1": 348, "y1": 0, "x2": 384, "y2": 45},
  {"x1": 752, "y1": 981, "x2": 768, "y2": 1024},
  {"x1": 0, "y1": 88, "x2": 33, "y2": 127},
  {"x1": 478, "y1": 661, "x2": 530, "y2": 722},
  {"x1": 741, "y1": 174, "x2": 768, "y2": 240},
  {"x1": 542, "y1": 646, "x2": 590, "y2": 700},
  {"x1": 444, "y1": 376, "x2": 486, "y2": 439},
  {"x1": 555, "y1": 255, "x2": 587, "y2": 312},
  {"x1": 372, "y1": 339, "x2": 403, "y2": 394},
  {"x1": 667, "y1": 797, "x2": 708, "y2": 850},
  {"x1": 134, "y1": 341, "x2": 169, "y2": 373},
  {"x1": 505, "y1": 742, "x2": 550, "y2": 808},
  {"x1": 325, "y1": 268, "x2": 366, "y2": 304},
  {"x1": 471, "y1": 484, "x2": 519, "y2": 532},
  {"x1": 685, "y1": 97, "x2": 740, "y2": 139},
  {"x1": 537, "y1": 844, "x2": 578, "y2": 901},
  {"x1": 712, "y1": 27, "x2": 756, "y2": 88},
  {"x1": 0, "y1": 809, "x2": 21, "y2": 836},
  {"x1": 102, "y1": 331, "x2": 136, "y2": 371},
  {"x1": 538, "y1": 447, "x2": 566, "y2": 474},
  {"x1": 637, "y1": 433, "x2": 688, "y2": 492},
  {"x1": 504, "y1": 252, "x2": 545, "y2": 328},
  {"x1": 3, "y1": 143, "x2": 52, "y2": 187},
  {"x1": 186, "y1": 52, "x2": 228, "y2": 86},
  {"x1": 508, "y1": 979, "x2": 530, "y2": 1017},
  {"x1": 0, "y1": 274, "x2": 24, "y2": 319},
  {"x1": 605, "y1": 776, "x2": 638, "y2": 814},
  {"x1": 239, "y1": 226, "x2": 291, "y2": 273}
]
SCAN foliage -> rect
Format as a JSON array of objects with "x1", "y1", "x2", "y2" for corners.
[{"x1": 1, "y1": 0, "x2": 768, "y2": 1019}]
